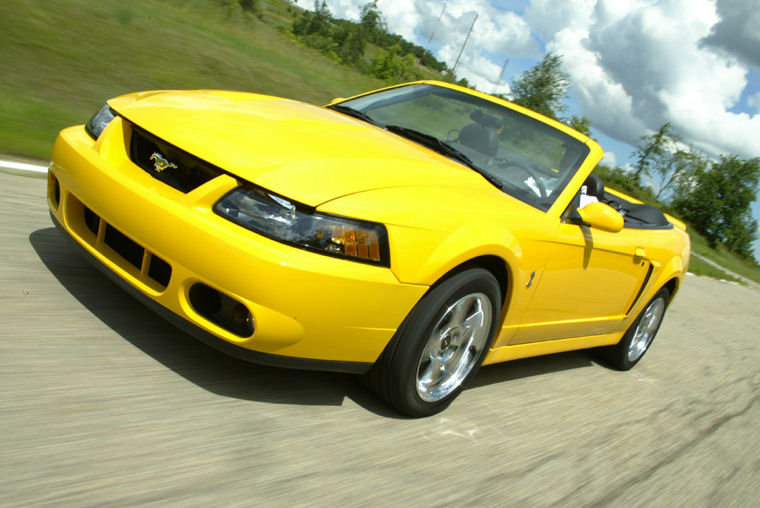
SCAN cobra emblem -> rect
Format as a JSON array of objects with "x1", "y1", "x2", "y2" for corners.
[{"x1": 149, "y1": 152, "x2": 178, "y2": 173}]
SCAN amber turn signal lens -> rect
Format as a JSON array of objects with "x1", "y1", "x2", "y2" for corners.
[
  {"x1": 329, "y1": 225, "x2": 381, "y2": 262},
  {"x1": 215, "y1": 186, "x2": 389, "y2": 266}
]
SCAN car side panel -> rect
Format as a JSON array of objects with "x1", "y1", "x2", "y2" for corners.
[
  {"x1": 319, "y1": 187, "x2": 560, "y2": 347},
  {"x1": 483, "y1": 331, "x2": 623, "y2": 365},
  {"x1": 508, "y1": 224, "x2": 652, "y2": 343}
]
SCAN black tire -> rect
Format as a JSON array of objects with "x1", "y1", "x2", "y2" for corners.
[
  {"x1": 597, "y1": 288, "x2": 670, "y2": 371},
  {"x1": 366, "y1": 268, "x2": 501, "y2": 417}
]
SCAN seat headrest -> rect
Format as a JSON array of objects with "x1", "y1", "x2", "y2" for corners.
[
  {"x1": 459, "y1": 123, "x2": 500, "y2": 157},
  {"x1": 583, "y1": 173, "x2": 605, "y2": 199}
]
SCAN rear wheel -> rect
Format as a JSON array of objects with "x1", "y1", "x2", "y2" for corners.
[
  {"x1": 367, "y1": 268, "x2": 501, "y2": 417},
  {"x1": 598, "y1": 288, "x2": 669, "y2": 370}
]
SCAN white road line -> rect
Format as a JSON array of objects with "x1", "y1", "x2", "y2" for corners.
[{"x1": 0, "y1": 159, "x2": 48, "y2": 175}]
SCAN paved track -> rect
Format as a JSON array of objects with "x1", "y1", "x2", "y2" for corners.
[{"x1": 2, "y1": 172, "x2": 759, "y2": 506}]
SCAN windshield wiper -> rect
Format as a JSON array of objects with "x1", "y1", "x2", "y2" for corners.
[
  {"x1": 327, "y1": 104, "x2": 380, "y2": 126},
  {"x1": 384, "y1": 124, "x2": 503, "y2": 190},
  {"x1": 385, "y1": 124, "x2": 472, "y2": 165}
]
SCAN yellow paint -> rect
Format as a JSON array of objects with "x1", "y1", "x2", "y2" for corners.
[
  {"x1": 578, "y1": 201, "x2": 624, "y2": 232},
  {"x1": 48, "y1": 81, "x2": 689, "y2": 367},
  {"x1": 484, "y1": 332, "x2": 622, "y2": 365}
]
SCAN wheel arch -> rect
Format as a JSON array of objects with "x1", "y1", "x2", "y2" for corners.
[
  {"x1": 419, "y1": 254, "x2": 514, "y2": 329},
  {"x1": 662, "y1": 277, "x2": 679, "y2": 302},
  {"x1": 651, "y1": 253, "x2": 685, "y2": 304},
  {"x1": 443, "y1": 255, "x2": 511, "y2": 304},
  {"x1": 366, "y1": 261, "x2": 505, "y2": 416}
]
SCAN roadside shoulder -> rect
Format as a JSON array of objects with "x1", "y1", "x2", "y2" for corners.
[{"x1": 0, "y1": 154, "x2": 48, "y2": 178}]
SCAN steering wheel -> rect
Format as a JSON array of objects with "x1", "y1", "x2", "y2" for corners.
[{"x1": 496, "y1": 161, "x2": 549, "y2": 199}]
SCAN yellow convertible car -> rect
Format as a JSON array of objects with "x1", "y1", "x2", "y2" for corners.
[{"x1": 48, "y1": 81, "x2": 689, "y2": 416}]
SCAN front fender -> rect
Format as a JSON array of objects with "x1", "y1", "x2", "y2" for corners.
[
  {"x1": 650, "y1": 253, "x2": 686, "y2": 301},
  {"x1": 318, "y1": 184, "x2": 554, "y2": 292},
  {"x1": 387, "y1": 220, "x2": 523, "y2": 287},
  {"x1": 648, "y1": 227, "x2": 690, "y2": 301}
]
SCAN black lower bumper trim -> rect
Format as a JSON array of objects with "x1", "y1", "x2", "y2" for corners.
[{"x1": 50, "y1": 212, "x2": 373, "y2": 375}]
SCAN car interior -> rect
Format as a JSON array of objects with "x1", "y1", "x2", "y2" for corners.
[{"x1": 579, "y1": 173, "x2": 671, "y2": 229}]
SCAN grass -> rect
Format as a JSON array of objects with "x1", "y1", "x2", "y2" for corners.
[
  {"x1": 688, "y1": 229, "x2": 760, "y2": 284},
  {"x1": 0, "y1": 0, "x2": 388, "y2": 159},
  {"x1": 686, "y1": 255, "x2": 740, "y2": 283}
]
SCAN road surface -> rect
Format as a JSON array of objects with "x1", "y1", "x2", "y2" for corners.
[{"x1": 1, "y1": 172, "x2": 758, "y2": 506}]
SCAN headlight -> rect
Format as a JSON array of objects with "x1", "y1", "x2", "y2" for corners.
[
  {"x1": 85, "y1": 104, "x2": 117, "y2": 140},
  {"x1": 214, "y1": 186, "x2": 390, "y2": 266}
]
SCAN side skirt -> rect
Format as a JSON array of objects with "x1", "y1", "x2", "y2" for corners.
[{"x1": 482, "y1": 331, "x2": 623, "y2": 366}]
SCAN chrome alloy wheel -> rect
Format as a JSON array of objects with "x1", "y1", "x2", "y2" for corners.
[
  {"x1": 416, "y1": 292, "x2": 493, "y2": 402},
  {"x1": 627, "y1": 297, "x2": 666, "y2": 363}
]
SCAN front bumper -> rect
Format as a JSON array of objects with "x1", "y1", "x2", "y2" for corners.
[{"x1": 47, "y1": 120, "x2": 427, "y2": 371}]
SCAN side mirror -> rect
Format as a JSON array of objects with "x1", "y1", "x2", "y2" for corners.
[
  {"x1": 327, "y1": 97, "x2": 346, "y2": 106},
  {"x1": 578, "y1": 202, "x2": 624, "y2": 233}
]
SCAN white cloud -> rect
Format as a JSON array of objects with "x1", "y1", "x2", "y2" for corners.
[
  {"x1": 306, "y1": 1, "x2": 537, "y2": 74},
  {"x1": 601, "y1": 150, "x2": 617, "y2": 167},
  {"x1": 299, "y1": 0, "x2": 537, "y2": 94},
  {"x1": 528, "y1": 0, "x2": 760, "y2": 159},
  {"x1": 748, "y1": 92, "x2": 760, "y2": 114},
  {"x1": 376, "y1": 0, "x2": 426, "y2": 41},
  {"x1": 437, "y1": 42, "x2": 513, "y2": 94},
  {"x1": 524, "y1": 0, "x2": 596, "y2": 37},
  {"x1": 384, "y1": 0, "x2": 536, "y2": 93},
  {"x1": 437, "y1": 1, "x2": 536, "y2": 56},
  {"x1": 701, "y1": 0, "x2": 760, "y2": 69},
  {"x1": 296, "y1": 0, "x2": 760, "y2": 159}
]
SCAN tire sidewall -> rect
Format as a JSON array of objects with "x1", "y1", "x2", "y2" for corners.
[
  {"x1": 616, "y1": 288, "x2": 669, "y2": 370},
  {"x1": 389, "y1": 268, "x2": 501, "y2": 416}
]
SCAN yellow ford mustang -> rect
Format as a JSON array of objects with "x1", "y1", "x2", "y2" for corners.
[{"x1": 48, "y1": 81, "x2": 689, "y2": 416}]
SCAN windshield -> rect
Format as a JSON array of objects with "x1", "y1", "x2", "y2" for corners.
[{"x1": 332, "y1": 84, "x2": 590, "y2": 211}]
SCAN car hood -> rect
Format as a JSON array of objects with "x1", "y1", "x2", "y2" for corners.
[{"x1": 108, "y1": 90, "x2": 493, "y2": 206}]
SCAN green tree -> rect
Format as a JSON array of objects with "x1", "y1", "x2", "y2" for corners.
[
  {"x1": 359, "y1": 1, "x2": 386, "y2": 45},
  {"x1": 510, "y1": 53, "x2": 569, "y2": 120},
  {"x1": 723, "y1": 214, "x2": 758, "y2": 260},
  {"x1": 420, "y1": 49, "x2": 446, "y2": 72},
  {"x1": 333, "y1": 24, "x2": 366, "y2": 65},
  {"x1": 292, "y1": 1, "x2": 332, "y2": 37},
  {"x1": 569, "y1": 115, "x2": 592, "y2": 137},
  {"x1": 632, "y1": 122, "x2": 678, "y2": 183},
  {"x1": 672, "y1": 155, "x2": 760, "y2": 258},
  {"x1": 593, "y1": 163, "x2": 659, "y2": 205},
  {"x1": 654, "y1": 148, "x2": 704, "y2": 200},
  {"x1": 371, "y1": 44, "x2": 419, "y2": 82},
  {"x1": 238, "y1": 0, "x2": 257, "y2": 13},
  {"x1": 371, "y1": 45, "x2": 401, "y2": 81},
  {"x1": 290, "y1": 0, "x2": 449, "y2": 79}
]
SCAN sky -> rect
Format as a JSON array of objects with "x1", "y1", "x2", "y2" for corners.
[{"x1": 295, "y1": 0, "x2": 760, "y2": 258}]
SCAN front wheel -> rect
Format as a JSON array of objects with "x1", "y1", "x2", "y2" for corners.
[
  {"x1": 598, "y1": 288, "x2": 669, "y2": 370},
  {"x1": 366, "y1": 268, "x2": 501, "y2": 417}
]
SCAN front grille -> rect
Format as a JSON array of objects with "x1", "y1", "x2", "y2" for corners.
[
  {"x1": 76, "y1": 199, "x2": 172, "y2": 290},
  {"x1": 104, "y1": 224, "x2": 144, "y2": 269},
  {"x1": 128, "y1": 122, "x2": 224, "y2": 193}
]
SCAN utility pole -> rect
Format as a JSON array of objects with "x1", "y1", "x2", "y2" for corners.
[
  {"x1": 426, "y1": 0, "x2": 447, "y2": 48},
  {"x1": 492, "y1": 57, "x2": 509, "y2": 93},
  {"x1": 452, "y1": 13, "x2": 478, "y2": 77}
]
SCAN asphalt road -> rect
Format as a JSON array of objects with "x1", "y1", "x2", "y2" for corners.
[{"x1": 2, "y1": 171, "x2": 759, "y2": 506}]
